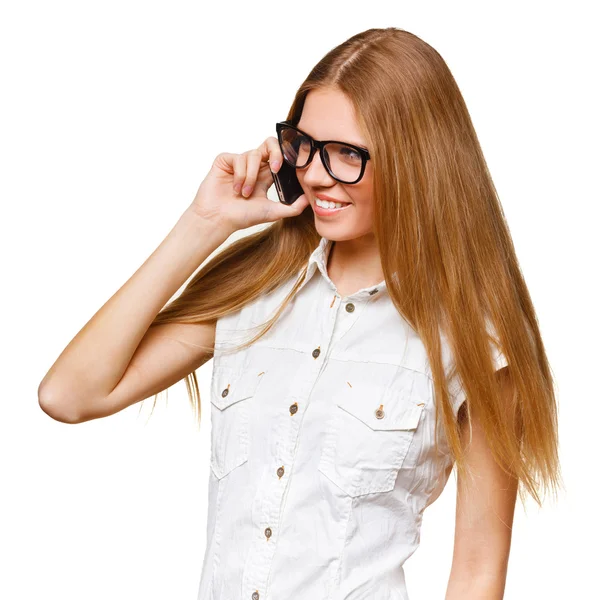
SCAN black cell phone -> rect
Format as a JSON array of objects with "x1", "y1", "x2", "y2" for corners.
[{"x1": 270, "y1": 159, "x2": 304, "y2": 205}]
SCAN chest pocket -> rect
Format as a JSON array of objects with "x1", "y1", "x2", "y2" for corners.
[
  {"x1": 209, "y1": 364, "x2": 265, "y2": 480},
  {"x1": 318, "y1": 373, "x2": 426, "y2": 497}
]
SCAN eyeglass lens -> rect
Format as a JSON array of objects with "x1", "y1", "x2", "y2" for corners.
[{"x1": 279, "y1": 127, "x2": 363, "y2": 183}]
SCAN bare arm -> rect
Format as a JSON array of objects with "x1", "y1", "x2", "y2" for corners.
[
  {"x1": 38, "y1": 207, "x2": 232, "y2": 424},
  {"x1": 445, "y1": 367, "x2": 519, "y2": 599},
  {"x1": 38, "y1": 136, "x2": 303, "y2": 424}
]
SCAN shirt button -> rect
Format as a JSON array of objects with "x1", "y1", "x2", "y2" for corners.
[
  {"x1": 265, "y1": 527, "x2": 272, "y2": 539},
  {"x1": 312, "y1": 348, "x2": 321, "y2": 358},
  {"x1": 289, "y1": 403, "x2": 298, "y2": 415},
  {"x1": 345, "y1": 302, "x2": 355, "y2": 312},
  {"x1": 375, "y1": 407, "x2": 385, "y2": 419},
  {"x1": 221, "y1": 386, "x2": 229, "y2": 398},
  {"x1": 277, "y1": 466, "x2": 285, "y2": 478},
  {"x1": 252, "y1": 592, "x2": 260, "y2": 600}
]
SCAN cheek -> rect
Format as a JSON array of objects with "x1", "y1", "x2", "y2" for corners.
[
  {"x1": 347, "y1": 183, "x2": 376, "y2": 232},
  {"x1": 348, "y1": 183, "x2": 374, "y2": 214}
]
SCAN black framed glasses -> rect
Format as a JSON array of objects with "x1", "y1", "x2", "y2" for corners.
[{"x1": 276, "y1": 121, "x2": 371, "y2": 184}]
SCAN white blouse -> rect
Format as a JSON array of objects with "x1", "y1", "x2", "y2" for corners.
[{"x1": 196, "y1": 235, "x2": 507, "y2": 600}]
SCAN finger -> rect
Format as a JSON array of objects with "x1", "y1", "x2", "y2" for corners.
[
  {"x1": 253, "y1": 137, "x2": 284, "y2": 194},
  {"x1": 265, "y1": 136, "x2": 283, "y2": 174},
  {"x1": 232, "y1": 153, "x2": 247, "y2": 195},
  {"x1": 212, "y1": 151, "x2": 236, "y2": 175},
  {"x1": 241, "y1": 148, "x2": 262, "y2": 197}
]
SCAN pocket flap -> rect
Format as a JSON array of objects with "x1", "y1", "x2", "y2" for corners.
[
  {"x1": 211, "y1": 366, "x2": 265, "y2": 411},
  {"x1": 335, "y1": 380, "x2": 425, "y2": 431}
]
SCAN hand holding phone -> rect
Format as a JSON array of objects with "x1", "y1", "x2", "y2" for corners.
[{"x1": 189, "y1": 136, "x2": 308, "y2": 234}]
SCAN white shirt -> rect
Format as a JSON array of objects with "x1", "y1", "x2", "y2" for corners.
[{"x1": 196, "y1": 235, "x2": 507, "y2": 600}]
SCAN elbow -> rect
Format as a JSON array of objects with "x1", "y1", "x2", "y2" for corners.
[{"x1": 38, "y1": 384, "x2": 82, "y2": 424}]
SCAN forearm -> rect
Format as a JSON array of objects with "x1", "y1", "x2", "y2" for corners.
[
  {"x1": 445, "y1": 569, "x2": 507, "y2": 600},
  {"x1": 38, "y1": 207, "x2": 232, "y2": 418}
]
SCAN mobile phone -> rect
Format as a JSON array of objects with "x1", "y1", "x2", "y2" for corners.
[{"x1": 270, "y1": 158, "x2": 304, "y2": 205}]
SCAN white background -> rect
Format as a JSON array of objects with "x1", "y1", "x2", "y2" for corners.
[{"x1": 1, "y1": 1, "x2": 597, "y2": 598}]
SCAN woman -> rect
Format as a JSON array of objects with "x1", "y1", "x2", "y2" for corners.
[{"x1": 39, "y1": 27, "x2": 561, "y2": 599}]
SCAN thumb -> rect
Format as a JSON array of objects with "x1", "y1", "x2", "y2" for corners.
[{"x1": 271, "y1": 193, "x2": 310, "y2": 219}]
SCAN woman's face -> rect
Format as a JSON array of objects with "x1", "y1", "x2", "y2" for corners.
[{"x1": 295, "y1": 88, "x2": 375, "y2": 241}]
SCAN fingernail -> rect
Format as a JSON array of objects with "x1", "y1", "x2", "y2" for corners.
[
  {"x1": 242, "y1": 185, "x2": 252, "y2": 197},
  {"x1": 234, "y1": 183, "x2": 241, "y2": 193},
  {"x1": 271, "y1": 160, "x2": 280, "y2": 171}
]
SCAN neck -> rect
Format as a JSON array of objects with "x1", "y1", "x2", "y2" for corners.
[{"x1": 326, "y1": 233, "x2": 384, "y2": 296}]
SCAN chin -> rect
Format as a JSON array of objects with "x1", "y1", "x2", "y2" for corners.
[{"x1": 314, "y1": 222, "x2": 355, "y2": 239}]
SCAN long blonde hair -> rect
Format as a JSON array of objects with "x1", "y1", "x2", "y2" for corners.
[{"x1": 148, "y1": 27, "x2": 561, "y2": 509}]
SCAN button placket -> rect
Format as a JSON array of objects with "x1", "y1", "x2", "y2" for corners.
[
  {"x1": 243, "y1": 272, "x2": 364, "y2": 598},
  {"x1": 242, "y1": 292, "x2": 340, "y2": 598}
]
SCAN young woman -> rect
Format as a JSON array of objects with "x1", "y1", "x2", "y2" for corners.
[{"x1": 39, "y1": 27, "x2": 561, "y2": 600}]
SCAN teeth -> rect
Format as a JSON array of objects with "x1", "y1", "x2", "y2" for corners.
[{"x1": 316, "y1": 198, "x2": 349, "y2": 209}]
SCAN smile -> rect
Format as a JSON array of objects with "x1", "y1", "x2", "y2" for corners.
[
  {"x1": 313, "y1": 199, "x2": 353, "y2": 217},
  {"x1": 313, "y1": 200, "x2": 352, "y2": 217}
]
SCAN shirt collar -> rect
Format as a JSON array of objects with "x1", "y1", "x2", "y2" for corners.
[{"x1": 295, "y1": 236, "x2": 387, "y2": 300}]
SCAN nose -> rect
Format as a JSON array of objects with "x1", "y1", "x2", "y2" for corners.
[{"x1": 300, "y1": 147, "x2": 336, "y2": 188}]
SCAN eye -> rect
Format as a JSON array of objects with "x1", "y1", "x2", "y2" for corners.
[{"x1": 339, "y1": 146, "x2": 361, "y2": 161}]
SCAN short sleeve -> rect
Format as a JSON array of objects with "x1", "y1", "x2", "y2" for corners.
[{"x1": 447, "y1": 317, "x2": 508, "y2": 418}]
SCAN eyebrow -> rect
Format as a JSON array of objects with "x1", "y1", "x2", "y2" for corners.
[{"x1": 296, "y1": 124, "x2": 369, "y2": 152}]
